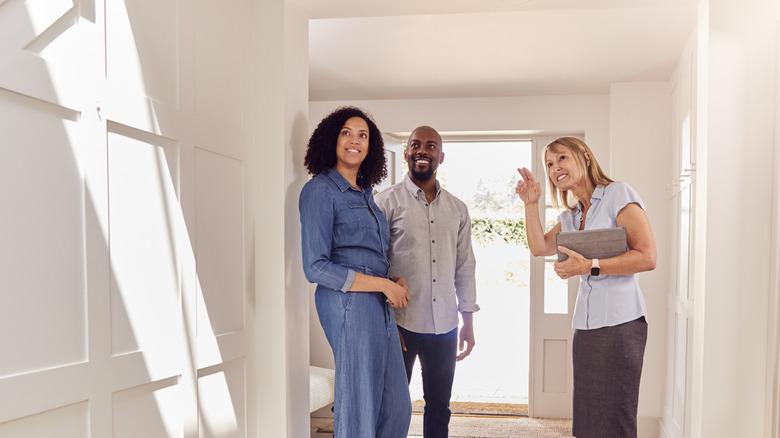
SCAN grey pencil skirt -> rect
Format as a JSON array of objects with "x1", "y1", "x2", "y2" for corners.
[{"x1": 572, "y1": 316, "x2": 647, "y2": 438}]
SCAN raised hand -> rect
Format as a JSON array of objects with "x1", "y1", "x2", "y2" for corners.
[{"x1": 516, "y1": 167, "x2": 542, "y2": 204}]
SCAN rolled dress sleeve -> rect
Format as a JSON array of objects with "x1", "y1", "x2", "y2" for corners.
[{"x1": 299, "y1": 179, "x2": 355, "y2": 292}]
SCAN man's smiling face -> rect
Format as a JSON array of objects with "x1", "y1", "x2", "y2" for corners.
[{"x1": 405, "y1": 126, "x2": 444, "y2": 182}]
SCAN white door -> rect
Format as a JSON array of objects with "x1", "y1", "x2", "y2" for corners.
[
  {"x1": 529, "y1": 136, "x2": 577, "y2": 418},
  {"x1": 662, "y1": 44, "x2": 697, "y2": 438},
  {"x1": 0, "y1": 1, "x2": 253, "y2": 437}
]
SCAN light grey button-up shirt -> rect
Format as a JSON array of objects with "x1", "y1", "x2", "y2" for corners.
[{"x1": 375, "y1": 174, "x2": 479, "y2": 334}]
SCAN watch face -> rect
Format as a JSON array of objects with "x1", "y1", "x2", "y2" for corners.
[{"x1": 591, "y1": 267, "x2": 600, "y2": 276}]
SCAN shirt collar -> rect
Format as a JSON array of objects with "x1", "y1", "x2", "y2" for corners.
[
  {"x1": 324, "y1": 168, "x2": 360, "y2": 193},
  {"x1": 402, "y1": 173, "x2": 441, "y2": 200},
  {"x1": 592, "y1": 185, "x2": 606, "y2": 200},
  {"x1": 575, "y1": 185, "x2": 605, "y2": 213}
]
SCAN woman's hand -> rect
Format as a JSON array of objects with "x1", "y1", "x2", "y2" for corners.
[
  {"x1": 516, "y1": 167, "x2": 542, "y2": 205},
  {"x1": 392, "y1": 275, "x2": 408, "y2": 291},
  {"x1": 516, "y1": 167, "x2": 559, "y2": 257},
  {"x1": 554, "y1": 246, "x2": 589, "y2": 279},
  {"x1": 385, "y1": 276, "x2": 410, "y2": 308}
]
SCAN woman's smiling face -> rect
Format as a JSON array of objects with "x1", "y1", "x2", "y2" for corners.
[
  {"x1": 545, "y1": 145, "x2": 585, "y2": 191},
  {"x1": 334, "y1": 116, "x2": 369, "y2": 168}
]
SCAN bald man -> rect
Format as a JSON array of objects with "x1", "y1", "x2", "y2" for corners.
[{"x1": 375, "y1": 126, "x2": 479, "y2": 438}]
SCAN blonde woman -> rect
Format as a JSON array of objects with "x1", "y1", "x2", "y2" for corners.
[{"x1": 515, "y1": 137, "x2": 656, "y2": 438}]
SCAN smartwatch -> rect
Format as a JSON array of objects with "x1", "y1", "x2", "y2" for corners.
[{"x1": 590, "y1": 259, "x2": 600, "y2": 276}]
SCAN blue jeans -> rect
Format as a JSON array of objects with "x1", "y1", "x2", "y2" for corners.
[
  {"x1": 316, "y1": 288, "x2": 412, "y2": 438},
  {"x1": 398, "y1": 326, "x2": 457, "y2": 438}
]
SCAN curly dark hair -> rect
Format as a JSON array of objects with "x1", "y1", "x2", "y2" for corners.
[{"x1": 304, "y1": 106, "x2": 387, "y2": 188}]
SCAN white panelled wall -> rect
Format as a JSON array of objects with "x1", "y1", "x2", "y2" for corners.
[{"x1": 0, "y1": 0, "x2": 311, "y2": 437}]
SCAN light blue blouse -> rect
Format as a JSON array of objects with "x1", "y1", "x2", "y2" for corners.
[{"x1": 558, "y1": 182, "x2": 648, "y2": 330}]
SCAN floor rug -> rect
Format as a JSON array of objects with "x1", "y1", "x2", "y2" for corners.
[
  {"x1": 311, "y1": 414, "x2": 572, "y2": 438},
  {"x1": 408, "y1": 413, "x2": 572, "y2": 438},
  {"x1": 413, "y1": 400, "x2": 529, "y2": 417}
]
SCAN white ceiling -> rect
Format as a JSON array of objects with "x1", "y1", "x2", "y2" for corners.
[{"x1": 295, "y1": 0, "x2": 698, "y2": 101}]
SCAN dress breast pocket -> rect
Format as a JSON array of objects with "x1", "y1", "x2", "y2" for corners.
[
  {"x1": 347, "y1": 202, "x2": 378, "y2": 229},
  {"x1": 334, "y1": 201, "x2": 377, "y2": 232}
]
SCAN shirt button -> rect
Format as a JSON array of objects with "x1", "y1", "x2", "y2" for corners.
[
  {"x1": 433, "y1": 279, "x2": 436, "y2": 282},
  {"x1": 433, "y1": 259, "x2": 436, "y2": 263},
  {"x1": 432, "y1": 240, "x2": 435, "y2": 243},
  {"x1": 431, "y1": 220, "x2": 434, "y2": 223},
  {"x1": 433, "y1": 298, "x2": 436, "y2": 302}
]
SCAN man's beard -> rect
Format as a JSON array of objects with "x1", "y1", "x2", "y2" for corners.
[{"x1": 410, "y1": 165, "x2": 435, "y2": 182}]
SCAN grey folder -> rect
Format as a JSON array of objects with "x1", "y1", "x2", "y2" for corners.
[{"x1": 555, "y1": 227, "x2": 628, "y2": 262}]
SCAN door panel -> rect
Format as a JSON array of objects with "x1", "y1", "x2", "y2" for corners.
[
  {"x1": 112, "y1": 377, "x2": 185, "y2": 438},
  {"x1": 0, "y1": 91, "x2": 87, "y2": 379},
  {"x1": 663, "y1": 46, "x2": 696, "y2": 438},
  {"x1": 195, "y1": 148, "x2": 245, "y2": 338},
  {"x1": 108, "y1": 130, "x2": 182, "y2": 357},
  {"x1": 0, "y1": 401, "x2": 89, "y2": 438},
  {"x1": 193, "y1": 0, "x2": 244, "y2": 130},
  {"x1": 198, "y1": 359, "x2": 246, "y2": 438},
  {"x1": 542, "y1": 339, "x2": 567, "y2": 393}
]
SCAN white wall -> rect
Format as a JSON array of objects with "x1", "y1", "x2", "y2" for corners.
[
  {"x1": 310, "y1": 92, "x2": 672, "y2": 426},
  {"x1": 253, "y1": 0, "x2": 310, "y2": 436},
  {"x1": 311, "y1": 95, "x2": 610, "y2": 156},
  {"x1": 692, "y1": 0, "x2": 780, "y2": 437},
  {"x1": 283, "y1": 2, "x2": 312, "y2": 435},
  {"x1": 610, "y1": 82, "x2": 673, "y2": 426},
  {"x1": 769, "y1": 21, "x2": 780, "y2": 438}
]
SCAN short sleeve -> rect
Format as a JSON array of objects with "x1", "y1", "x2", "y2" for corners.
[
  {"x1": 607, "y1": 182, "x2": 646, "y2": 219},
  {"x1": 557, "y1": 208, "x2": 578, "y2": 232}
]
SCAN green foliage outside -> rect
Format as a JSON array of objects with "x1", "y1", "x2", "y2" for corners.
[
  {"x1": 471, "y1": 217, "x2": 560, "y2": 249},
  {"x1": 471, "y1": 217, "x2": 528, "y2": 248}
]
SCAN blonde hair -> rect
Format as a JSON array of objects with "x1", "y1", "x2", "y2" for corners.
[{"x1": 544, "y1": 137, "x2": 613, "y2": 211}]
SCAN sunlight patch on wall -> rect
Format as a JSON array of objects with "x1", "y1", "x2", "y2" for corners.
[{"x1": 198, "y1": 369, "x2": 241, "y2": 437}]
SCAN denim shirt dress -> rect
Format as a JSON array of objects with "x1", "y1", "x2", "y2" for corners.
[
  {"x1": 299, "y1": 168, "x2": 391, "y2": 291},
  {"x1": 299, "y1": 168, "x2": 412, "y2": 437}
]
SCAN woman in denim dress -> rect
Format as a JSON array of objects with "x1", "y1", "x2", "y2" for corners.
[{"x1": 299, "y1": 106, "x2": 412, "y2": 437}]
